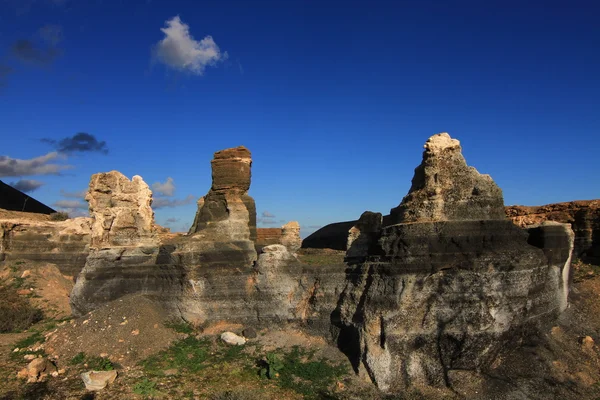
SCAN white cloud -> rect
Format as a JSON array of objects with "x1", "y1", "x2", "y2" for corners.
[
  {"x1": 60, "y1": 189, "x2": 87, "y2": 199},
  {"x1": 0, "y1": 152, "x2": 71, "y2": 177},
  {"x1": 153, "y1": 16, "x2": 227, "y2": 75},
  {"x1": 261, "y1": 211, "x2": 275, "y2": 218},
  {"x1": 152, "y1": 177, "x2": 176, "y2": 196}
]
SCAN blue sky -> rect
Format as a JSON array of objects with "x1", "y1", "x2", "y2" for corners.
[{"x1": 0, "y1": 0, "x2": 598, "y2": 236}]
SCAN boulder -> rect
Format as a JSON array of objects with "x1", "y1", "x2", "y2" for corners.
[
  {"x1": 221, "y1": 331, "x2": 247, "y2": 346},
  {"x1": 81, "y1": 370, "x2": 118, "y2": 391},
  {"x1": 18, "y1": 357, "x2": 57, "y2": 383}
]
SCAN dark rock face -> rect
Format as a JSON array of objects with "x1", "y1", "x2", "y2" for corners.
[
  {"x1": 390, "y1": 133, "x2": 505, "y2": 224},
  {"x1": 333, "y1": 133, "x2": 574, "y2": 393},
  {"x1": 506, "y1": 200, "x2": 600, "y2": 264}
]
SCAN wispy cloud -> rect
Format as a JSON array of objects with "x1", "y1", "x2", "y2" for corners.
[
  {"x1": 11, "y1": 24, "x2": 64, "y2": 66},
  {"x1": 0, "y1": 152, "x2": 71, "y2": 178},
  {"x1": 60, "y1": 189, "x2": 87, "y2": 199},
  {"x1": 152, "y1": 177, "x2": 175, "y2": 196},
  {"x1": 153, "y1": 194, "x2": 195, "y2": 209},
  {"x1": 261, "y1": 211, "x2": 275, "y2": 218},
  {"x1": 9, "y1": 179, "x2": 44, "y2": 193},
  {"x1": 53, "y1": 199, "x2": 87, "y2": 209},
  {"x1": 42, "y1": 132, "x2": 108, "y2": 154},
  {"x1": 153, "y1": 15, "x2": 227, "y2": 75}
]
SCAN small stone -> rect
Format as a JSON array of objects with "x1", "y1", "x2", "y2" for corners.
[
  {"x1": 131, "y1": 329, "x2": 140, "y2": 336},
  {"x1": 163, "y1": 368, "x2": 179, "y2": 376},
  {"x1": 100, "y1": 353, "x2": 109, "y2": 358},
  {"x1": 81, "y1": 370, "x2": 118, "y2": 391},
  {"x1": 13, "y1": 348, "x2": 20, "y2": 352},
  {"x1": 220, "y1": 331, "x2": 246, "y2": 346},
  {"x1": 21, "y1": 270, "x2": 31, "y2": 278},
  {"x1": 51, "y1": 371, "x2": 59, "y2": 377},
  {"x1": 582, "y1": 335, "x2": 594, "y2": 350},
  {"x1": 23, "y1": 354, "x2": 36, "y2": 361},
  {"x1": 17, "y1": 289, "x2": 31, "y2": 296},
  {"x1": 242, "y1": 327, "x2": 257, "y2": 339},
  {"x1": 118, "y1": 339, "x2": 125, "y2": 343},
  {"x1": 58, "y1": 368, "x2": 66, "y2": 375},
  {"x1": 17, "y1": 368, "x2": 28, "y2": 379}
]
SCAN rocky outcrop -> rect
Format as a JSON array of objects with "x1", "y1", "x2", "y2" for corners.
[
  {"x1": 280, "y1": 221, "x2": 301, "y2": 253},
  {"x1": 189, "y1": 146, "x2": 256, "y2": 243},
  {"x1": 334, "y1": 133, "x2": 574, "y2": 393},
  {"x1": 506, "y1": 200, "x2": 600, "y2": 264},
  {"x1": 86, "y1": 171, "x2": 155, "y2": 247},
  {"x1": 302, "y1": 215, "x2": 394, "y2": 251},
  {"x1": 389, "y1": 133, "x2": 505, "y2": 224},
  {"x1": 0, "y1": 216, "x2": 91, "y2": 278},
  {"x1": 257, "y1": 222, "x2": 302, "y2": 253},
  {"x1": 70, "y1": 172, "x2": 182, "y2": 316}
]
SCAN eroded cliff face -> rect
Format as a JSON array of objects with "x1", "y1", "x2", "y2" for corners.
[
  {"x1": 70, "y1": 171, "x2": 183, "y2": 316},
  {"x1": 334, "y1": 133, "x2": 574, "y2": 393},
  {"x1": 0, "y1": 211, "x2": 91, "y2": 278},
  {"x1": 506, "y1": 200, "x2": 600, "y2": 264}
]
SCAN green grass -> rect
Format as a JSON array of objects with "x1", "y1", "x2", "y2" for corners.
[
  {"x1": 272, "y1": 346, "x2": 348, "y2": 399},
  {"x1": 10, "y1": 331, "x2": 47, "y2": 360},
  {"x1": 141, "y1": 336, "x2": 212, "y2": 375},
  {"x1": 133, "y1": 377, "x2": 158, "y2": 396},
  {"x1": 164, "y1": 319, "x2": 195, "y2": 334},
  {"x1": 69, "y1": 352, "x2": 86, "y2": 365}
]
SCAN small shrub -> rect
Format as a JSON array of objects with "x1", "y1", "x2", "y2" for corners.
[
  {"x1": 0, "y1": 285, "x2": 44, "y2": 333},
  {"x1": 86, "y1": 355, "x2": 115, "y2": 371},
  {"x1": 49, "y1": 212, "x2": 69, "y2": 221},
  {"x1": 140, "y1": 336, "x2": 211, "y2": 375},
  {"x1": 69, "y1": 352, "x2": 86, "y2": 365},
  {"x1": 259, "y1": 353, "x2": 284, "y2": 379},
  {"x1": 133, "y1": 378, "x2": 158, "y2": 396}
]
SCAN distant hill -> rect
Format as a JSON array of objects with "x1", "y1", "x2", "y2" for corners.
[{"x1": 0, "y1": 180, "x2": 55, "y2": 214}]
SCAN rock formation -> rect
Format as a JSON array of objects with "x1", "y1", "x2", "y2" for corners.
[
  {"x1": 0, "y1": 215, "x2": 91, "y2": 278},
  {"x1": 189, "y1": 146, "x2": 256, "y2": 243},
  {"x1": 70, "y1": 172, "x2": 182, "y2": 316},
  {"x1": 506, "y1": 200, "x2": 600, "y2": 264},
  {"x1": 280, "y1": 221, "x2": 302, "y2": 253},
  {"x1": 334, "y1": 133, "x2": 574, "y2": 393},
  {"x1": 86, "y1": 171, "x2": 155, "y2": 247},
  {"x1": 389, "y1": 132, "x2": 505, "y2": 224}
]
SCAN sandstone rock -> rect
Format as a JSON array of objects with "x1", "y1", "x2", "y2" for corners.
[
  {"x1": 221, "y1": 331, "x2": 246, "y2": 345},
  {"x1": 334, "y1": 133, "x2": 574, "y2": 394},
  {"x1": 189, "y1": 146, "x2": 256, "y2": 243},
  {"x1": 582, "y1": 335, "x2": 594, "y2": 350},
  {"x1": 86, "y1": 171, "x2": 155, "y2": 247},
  {"x1": 81, "y1": 370, "x2": 118, "y2": 391},
  {"x1": 390, "y1": 132, "x2": 505, "y2": 224},
  {"x1": 346, "y1": 211, "x2": 382, "y2": 261},
  {"x1": 0, "y1": 217, "x2": 91, "y2": 277},
  {"x1": 281, "y1": 221, "x2": 301, "y2": 253},
  {"x1": 506, "y1": 200, "x2": 600, "y2": 264},
  {"x1": 21, "y1": 357, "x2": 57, "y2": 382}
]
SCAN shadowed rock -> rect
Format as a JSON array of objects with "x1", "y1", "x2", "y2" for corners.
[
  {"x1": 334, "y1": 133, "x2": 574, "y2": 393},
  {"x1": 506, "y1": 200, "x2": 600, "y2": 264}
]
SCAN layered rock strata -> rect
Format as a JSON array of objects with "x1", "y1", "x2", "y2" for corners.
[
  {"x1": 506, "y1": 200, "x2": 600, "y2": 264},
  {"x1": 70, "y1": 172, "x2": 182, "y2": 316},
  {"x1": 0, "y1": 216, "x2": 91, "y2": 278},
  {"x1": 334, "y1": 133, "x2": 574, "y2": 393}
]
